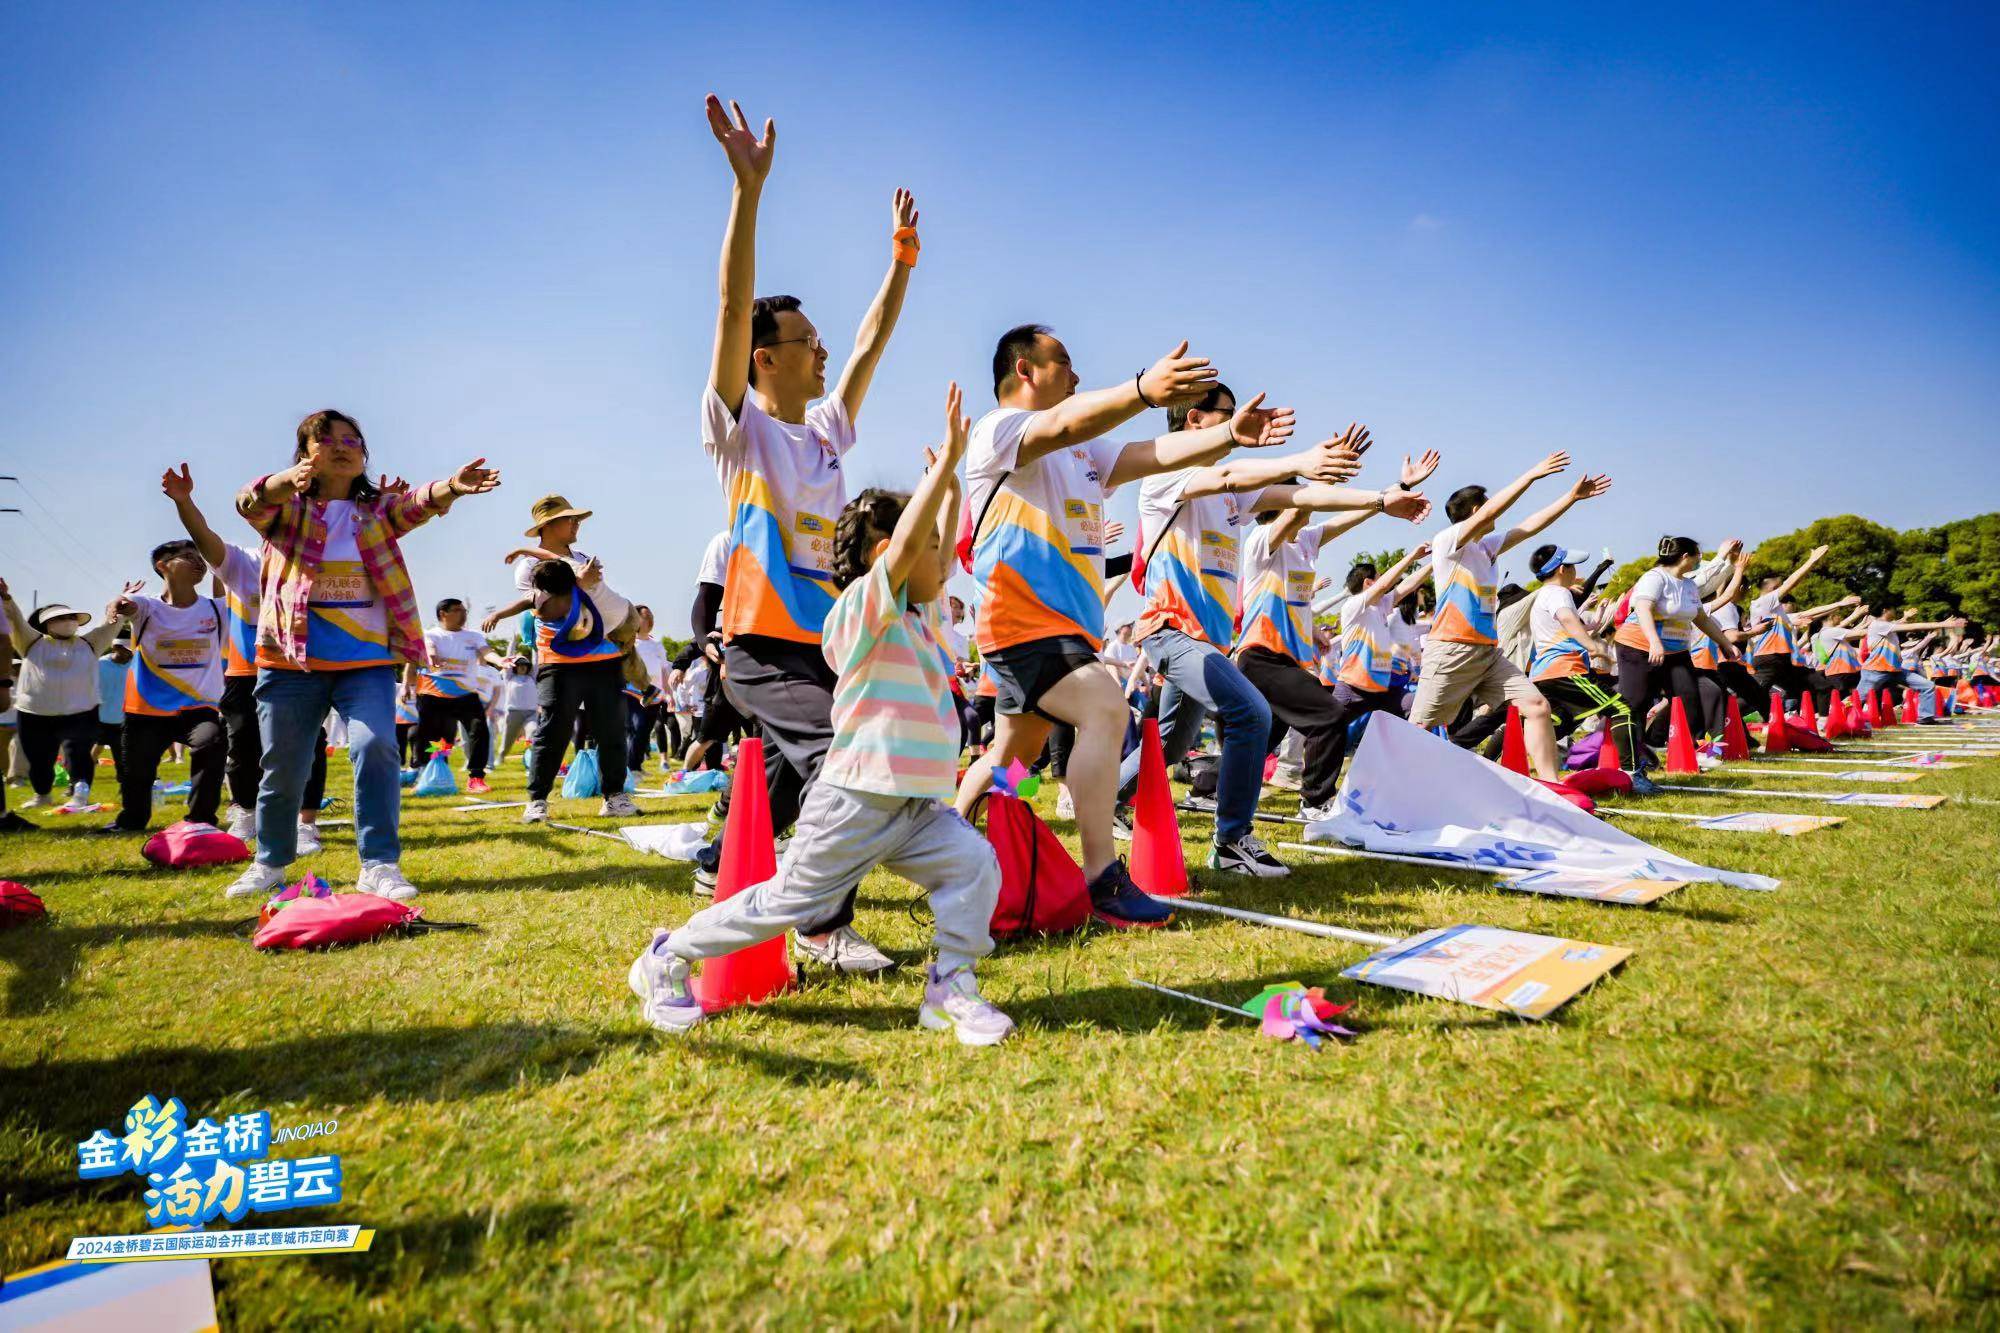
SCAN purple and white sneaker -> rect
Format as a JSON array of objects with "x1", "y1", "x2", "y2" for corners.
[
  {"x1": 628, "y1": 929, "x2": 704, "y2": 1034},
  {"x1": 918, "y1": 964, "x2": 1015, "y2": 1047}
]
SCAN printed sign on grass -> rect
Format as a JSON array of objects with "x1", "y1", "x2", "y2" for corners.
[
  {"x1": 1342, "y1": 924, "x2": 1631, "y2": 1020},
  {"x1": 1502, "y1": 870, "x2": 1682, "y2": 904},
  {"x1": 1693, "y1": 812, "x2": 1844, "y2": 835}
]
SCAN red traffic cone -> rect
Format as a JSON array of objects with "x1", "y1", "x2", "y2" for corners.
[
  {"x1": 1764, "y1": 689, "x2": 1791, "y2": 755},
  {"x1": 1882, "y1": 689, "x2": 1902, "y2": 727},
  {"x1": 690, "y1": 736, "x2": 795, "y2": 1013},
  {"x1": 1596, "y1": 721, "x2": 1624, "y2": 771},
  {"x1": 1861, "y1": 691, "x2": 1878, "y2": 729},
  {"x1": 1722, "y1": 696, "x2": 1752, "y2": 761},
  {"x1": 1498, "y1": 704, "x2": 1529, "y2": 775},
  {"x1": 1797, "y1": 690, "x2": 1818, "y2": 734},
  {"x1": 1665, "y1": 699, "x2": 1700, "y2": 774},
  {"x1": 1902, "y1": 687, "x2": 1920, "y2": 724},
  {"x1": 1129, "y1": 718, "x2": 1189, "y2": 897},
  {"x1": 1824, "y1": 691, "x2": 1850, "y2": 740}
]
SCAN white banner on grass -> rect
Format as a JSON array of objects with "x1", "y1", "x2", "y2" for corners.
[
  {"x1": 1303, "y1": 714, "x2": 1779, "y2": 891},
  {"x1": 619, "y1": 823, "x2": 709, "y2": 860}
]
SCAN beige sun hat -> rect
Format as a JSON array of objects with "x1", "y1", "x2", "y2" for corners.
[{"x1": 524, "y1": 493, "x2": 593, "y2": 537}]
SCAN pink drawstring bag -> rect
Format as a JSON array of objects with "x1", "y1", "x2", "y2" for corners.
[
  {"x1": 1, "y1": 881, "x2": 47, "y2": 927},
  {"x1": 253, "y1": 892, "x2": 419, "y2": 950},
  {"x1": 142, "y1": 821, "x2": 251, "y2": 869}
]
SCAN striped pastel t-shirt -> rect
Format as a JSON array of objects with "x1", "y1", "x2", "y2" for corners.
[{"x1": 820, "y1": 559, "x2": 959, "y2": 800}]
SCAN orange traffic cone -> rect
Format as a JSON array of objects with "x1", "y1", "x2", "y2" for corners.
[
  {"x1": 1665, "y1": 699, "x2": 1700, "y2": 774},
  {"x1": 690, "y1": 736, "x2": 795, "y2": 1013},
  {"x1": 1862, "y1": 691, "x2": 1881, "y2": 730},
  {"x1": 1498, "y1": 704, "x2": 1529, "y2": 775},
  {"x1": 1129, "y1": 718, "x2": 1189, "y2": 897},
  {"x1": 1824, "y1": 691, "x2": 1850, "y2": 740},
  {"x1": 1797, "y1": 690, "x2": 1818, "y2": 734},
  {"x1": 1764, "y1": 689, "x2": 1791, "y2": 755},
  {"x1": 1722, "y1": 696, "x2": 1752, "y2": 761},
  {"x1": 1596, "y1": 721, "x2": 1624, "y2": 771},
  {"x1": 1902, "y1": 688, "x2": 1920, "y2": 724}
]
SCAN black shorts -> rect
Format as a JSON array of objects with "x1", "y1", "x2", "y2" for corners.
[{"x1": 985, "y1": 636, "x2": 1102, "y2": 720}]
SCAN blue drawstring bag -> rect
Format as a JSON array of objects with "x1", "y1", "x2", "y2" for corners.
[
  {"x1": 413, "y1": 749, "x2": 458, "y2": 797},
  {"x1": 400, "y1": 768, "x2": 419, "y2": 787},
  {"x1": 663, "y1": 768, "x2": 728, "y2": 795},
  {"x1": 563, "y1": 748, "x2": 601, "y2": 799}
]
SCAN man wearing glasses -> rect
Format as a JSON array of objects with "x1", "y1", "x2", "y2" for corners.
[{"x1": 693, "y1": 94, "x2": 919, "y2": 974}]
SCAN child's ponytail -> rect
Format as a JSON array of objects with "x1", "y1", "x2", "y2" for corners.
[{"x1": 831, "y1": 489, "x2": 908, "y2": 589}]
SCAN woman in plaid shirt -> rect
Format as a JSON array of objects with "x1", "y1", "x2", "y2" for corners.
[{"x1": 221, "y1": 410, "x2": 500, "y2": 903}]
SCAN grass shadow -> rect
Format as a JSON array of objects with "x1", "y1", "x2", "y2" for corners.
[
  {"x1": 314, "y1": 1200, "x2": 576, "y2": 1294},
  {"x1": 0, "y1": 918, "x2": 248, "y2": 1016}
]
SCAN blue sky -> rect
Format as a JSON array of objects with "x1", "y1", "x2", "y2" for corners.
[{"x1": 3, "y1": 1, "x2": 1995, "y2": 630}]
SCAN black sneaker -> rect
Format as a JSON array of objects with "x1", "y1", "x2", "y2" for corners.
[
  {"x1": 1918, "y1": 717, "x2": 1947, "y2": 726},
  {"x1": 1207, "y1": 833, "x2": 1290, "y2": 878},
  {"x1": 1087, "y1": 858, "x2": 1174, "y2": 929},
  {"x1": 1109, "y1": 807, "x2": 1134, "y2": 842},
  {"x1": 1176, "y1": 794, "x2": 1218, "y2": 814},
  {"x1": 692, "y1": 840, "x2": 721, "y2": 897}
]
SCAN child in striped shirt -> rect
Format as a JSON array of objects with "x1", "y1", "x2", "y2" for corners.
[{"x1": 629, "y1": 385, "x2": 1011, "y2": 1046}]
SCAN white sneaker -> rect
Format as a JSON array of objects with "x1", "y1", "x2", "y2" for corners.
[
  {"x1": 21, "y1": 793, "x2": 47, "y2": 810},
  {"x1": 919, "y1": 964, "x2": 1015, "y2": 1046},
  {"x1": 69, "y1": 781, "x2": 91, "y2": 804},
  {"x1": 1209, "y1": 833, "x2": 1291, "y2": 878},
  {"x1": 1055, "y1": 785, "x2": 1076, "y2": 819},
  {"x1": 1268, "y1": 765, "x2": 1304, "y2": 793},
  {"x1": 294, "y1": 822, "x2": 323, "y2": 857},
  {"x1": 225, "y1": 805, "x2": 257, "y2": 841},
  {"x1": 627, "y1": 928, "x2": 705, "y2": 1034},
  {"x1": 1696, "y1": 752, "x2": 1722, "y2": 771},
  {"x1": 600, "y1": 793, "x2": 640, "y2": 818},
  {"x1": 358, "y1": 861, "x2": 418, "y2": 901},
  {"x1": 224, "y1": 862, "x2": 286, "y2": 900},
  {"x1": 1110, "y1": 807, "x2": 1134, "y2": 842},
  {"x1": 523, "y1": 799, "x2": 549, "y2": 823},
  {"x1": 794, "y1": 925, "x2": 896, "y2": 974},
  {"x1": 1299, "y1": 803, "x2": 1336, "y2": 824}
]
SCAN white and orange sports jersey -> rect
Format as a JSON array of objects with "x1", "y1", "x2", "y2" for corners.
[
  {"x1": 125, "y1": 595, "x2": 224, "y2": 716},
  {"x1": 1235, "y1": 522, "x2": 1325, "y2": 664},
  {"x1": 1133, "y1": 470, "x2": 1252, "y2": 647},
  {"x1": 212, "y1": 543, "x2": 262, "y2": 679},
  {"x1": 702, "y1": 385, "x2": 855, "y2": 645},
  {"x1": 419, "y1": 627, "x2": 489, "y2": 699},
  {"x1": 255, "y1": 502, "x2": 396, "y2": 671},
  {"x1": 1816, "y1": 628, "x2": 1862, "y2": 676},
  {"x1": 1427, "y1": 524, "x2": 1503, "y2": 645},
  {"x1": 1614, "y1": 567, "x2": 1700, "y2": 654},
  {"x1": 1862, "y1": 619, "x2": 1902, "y2": 672},
  {"x1": 1747, "y1": 592, "x2": 1799, "y2": 660},
  {"x1": 1338, "y1": 591, "x2": 1398, "y2": 692},
  {"x1": 1528, "y1": 584, "x2": 1592, "y2": 681},
  {"x1": 966, "y1": 407, "x2": 1124, "y2": 653}
]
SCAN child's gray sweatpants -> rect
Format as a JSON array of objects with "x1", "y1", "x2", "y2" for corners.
[{"x1": 665, "y1": 781, "x2": 999, "y2": 973}]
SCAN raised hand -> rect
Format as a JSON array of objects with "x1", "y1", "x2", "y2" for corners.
[
  {"x1": 1569, "y1": 473, "x2": 1612, "y2": 502},
  {"x1": 1383, "y1": 489, "x2": 1432, "y2": 523},
  {"x1": 1410, "y1": 540, "x2": 1433, "y2": 562},
  {"x1": 1530, "y1": 450, "x2": 1573, "y2": 480},
  {"x1": 1103, "y1": 519, "x2": 1127, "y2": 549},
  {"x1": 480, "y1": 612, "x2": 502, "y2": 634},
  {"x1": 1140, "y1": 341, "x2": 1218, "y2": 408},
  {"x1": 378, "y1": 474, "x2": 411, "y2": 494},
  {"x1": 276, "y1": 456, "x2": 318, "y2": 495},
  {"x1": 1299, "y1": 435, "x2": 1364, "y2": 484},
  {"x1": 892, "y1": 187, "x2": 919, "y2": 233},
  {"x1": 161, "y1": 463, "x2": 194, "y2": 501},
  {"x1": 939, "y1": 381, "x2": 969, "y2": 465},
  {"x1": 109, "y1": 580, "x2": 145, "y2": 620},
  {"x1": 450, "y1": 458, "x2": 502, "y2": 496},
  {"x1": 1718, "y1": 537, "x2": 1744, "y2": 561},
  {"x1": 1400, "y1": 449, "x2": 1441, "y2": 488},
  {"x1": 1806, "y1": 544, "x2": 1831, "y2": 564},
  {"x1": 0, "y1": 576, "x2": 10, "y2": 601},
  {"x1": 1226, "y1": 392, "x2": 1296, "y2": 449},
  {"x1": 705, "y1": 95, "x2": 775, "y2": 187},
  {"x1": 1331, "y1": 421, "x2": 1372, "y2": 457},
  {"x1": 577, "y1": 557, "x2": 604, "y2": 589}
]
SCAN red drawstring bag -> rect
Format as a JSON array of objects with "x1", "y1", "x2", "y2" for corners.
[
  {"x1": 1562, "y1": 769, "x2": 1633, "y2": 798},
  {"x1": 1, "y1": 881, "x2": 46, "y2": 927},
  {"x1": 253, "y1": 893, "x2": 419, "y2": 950},
  {"x1": 1534, "y1": 778, "x2": 1597, "y2": 815},
  {"x1": 985, "y1": 794, "x2": 1090, "y2": 937},
  {"x1": 1781, "y1": 719, "x2": 1832, "y2": 751},
  {"x1": 142, "y1": 821, "x2": 251, "y2": 869}
]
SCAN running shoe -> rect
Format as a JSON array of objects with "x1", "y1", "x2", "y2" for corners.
[
  {"x1": 357, "y1": 861, "x2": 418, "y2": 901},
  {"x1": 1086, "y1": 858, "x2": 1174, "y2": 929},
  {"x1": 601, "y1": 793, "x2": 641, "y2": 818},
  {"x1": 225, "y1": 805, "x2": 257, "y2": 841},
  {"x1": 918, "y1": 964, "x2": 1015, "y2": 1046},
  {"x1": 223, "y1": 862, "x2": 286, "y2": 900},
  {"x1": 692, "y1": 840, "x2": 720, "y2": 896},
  {"x1": 1110, "y1": 807, "x2": 1134, "y2": 842},
  {"x1": 1298, "y1": 803, "x2": 1337, "y2": 824},
  {"x1": 795, "y1": 926, "x2": 895, "y2": 974},
  {"x1": 1208, "y1": 833, "x2": 1289, "y2": 878},
  {"x1": 1176, "y1": 794, "x2": 1218, "y2": 814},
  {"x1": 467, "y1": 777, "x2": 491, "y2": 795},
  {"x1": 628, "y1": 929, "x2": 705, "y2": 1034},
  {"x1": 523, "y1": 799, "x2": 549, "y2": 824},
  {"x1": 1627, "y1": 771, "x2": 1664, "y2": 797},
  {"x1": 295, "y1": 822, "x2": 323, "y2": 857}
]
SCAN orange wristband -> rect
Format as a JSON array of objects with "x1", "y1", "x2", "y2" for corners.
[{"x1": 892, "y1": 226, "x2": 920, "y2": 267}]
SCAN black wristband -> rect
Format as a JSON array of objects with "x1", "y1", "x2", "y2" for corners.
[{"x1": 1134, "y1": 372, "x2": 1158, "y2": 410}]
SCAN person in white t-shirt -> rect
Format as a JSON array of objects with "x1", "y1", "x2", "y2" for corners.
[
  {"x1": 627, "y1": 605, "x2": 673, "y2": 774},
  {"x1": 101, "y1": 538, "x2": 228, "y2": 834},
  {"x1": 406, "y1": 597, "x2": 505, "y2": 794},
  {"x1": 684, "y1": 95, "x2": 921, "y2": 974},
  {"x1": 1611, "y1": 536, "x2": 1743, "y2": 786},
  {"x1": 1408, "y1": 451, "x2": 1612, "y2": 783}
]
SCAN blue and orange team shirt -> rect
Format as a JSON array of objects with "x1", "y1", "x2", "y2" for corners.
[
  {"x1": 1747, "y1": 592, "x2": 1798, "y2": 659},
  {"x1": 702, "y1": 385, "x2": 855, "y2": 646},
  {"x1": 1235, "y1": 522, "x2": 1326, "y2": 664},
  {"x1": 213, "y1": 543, "x2": 262, "y2": 679},
  {"x1": 1815, "y1": 629, "x2": 1862, "y2": 676},
  {"x1": 1528, "y1": 584, "x2": 1594, "y2": 681},
  {"x1": 1613, "y1": 568, "x2": 1700, "y2": 653},
  {"x1": 1862, "y1": 619, "x2": 1902, "y2": 672},
  {"x1": 1338, "y1": 591, "x2": 1397, "y2": 691},
  {"x1": 1133, "y1": 470, "x2": 1252, "y2": 647},
  {"x1": 125, "y1": 595, "x2": 225, "y2": 716},
  {"x1": 257, "y1": 501, "x2": 398, "y2": 672},
  {"x1": 420, "y1": 627, "x2": 490, "y2": 698},
  {"x1": 965, "y1": 408, "x2": 1124, "y2": 654},
  {"x1": 1427, "y1": 524, "x2": 1505, "y2": 645}
]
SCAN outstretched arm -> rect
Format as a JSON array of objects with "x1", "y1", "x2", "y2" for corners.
[
  {"x1": 1357, "y1": 542, "x2": 1432, "y2": 607},
  {"x1": 160, "y1": 464, "x2": 228, "y2": 568},
  {"x1": 1790, "y1": 594, "x2": 1860, "y2": 625},
  {"x1": 1456, "y1": 450, "x2": 1572, "y2": 545},
  {"x1": 884, "y1": 384, "x2": 969, "y2": 591},
  {"x1": 1177, "y1": 423, "x2": 1363, "y2": 503},
  {"x1": 1766, "y1": 544, "x2": 1829, "y2": 602},
  {"x1": 1105, "y1": 391, "x2": 1296, "y2": 488},
  {"x1": 834, "y1": 189, "x2": 918, "y2": 423},
  {"x1": 1703, "y1": 554, "x2": 1748, "y2": 614},
  {"x1": 1694, "y1": 610, "x2": 1742, "y2": 661},
  {"x1": 1018, "y1": 341, "x2": 1218, "y2": 466},
  {"x1": 704, "y1": 95, "x2": 776, "y2": 419},
  {"x1": 1500, "y1": 472, "x2": 1612, "y2": 554}
]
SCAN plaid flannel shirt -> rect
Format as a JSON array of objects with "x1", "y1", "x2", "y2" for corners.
[{"x1": 237, "y1": 476, "x2": 454, "y2": 669}]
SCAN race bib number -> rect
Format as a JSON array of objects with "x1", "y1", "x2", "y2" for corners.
[
  {"x1": 793, "y1": 511, "x2": 835, "y2": 575},
  {"x1": 1286, "y1": 569, "x2": 1316, "y2": 602},
  {"x1": 1062, "y1": 498, "x2": 1102, "y2": 550},
  {"x1": 153, "y1": 637, "x2": 209, "y2": 669},
  {"x1": 1200, "y1": 529, "x2": 1239, "y2": 577},
  {"x1": 312, "y1": 561, "x2": 375, "y2": 610}
]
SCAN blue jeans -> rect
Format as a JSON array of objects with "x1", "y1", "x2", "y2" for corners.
[
  {"x1": 255, "y1": 665, "x2": 401, "y2": 867},
  {"x1": 1859, "y1": 668, "x2": 1936, "y2": 721},
  {"x1": 1119, "y1": 628, "x2": 1271, "y2": 845}
]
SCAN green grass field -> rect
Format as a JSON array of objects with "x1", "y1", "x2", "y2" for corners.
[{"x1": 5, "y1": 726, "x2": 2000, "y2": 1328}]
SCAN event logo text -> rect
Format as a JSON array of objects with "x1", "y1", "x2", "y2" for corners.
[{"x1": 75, "y1": 1094, "x2": 343, "y2": 1228}]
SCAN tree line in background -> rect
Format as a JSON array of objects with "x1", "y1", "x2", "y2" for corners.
[{"x1": 1336, "y1": 512, "x2": 2000, "y2": 632}]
